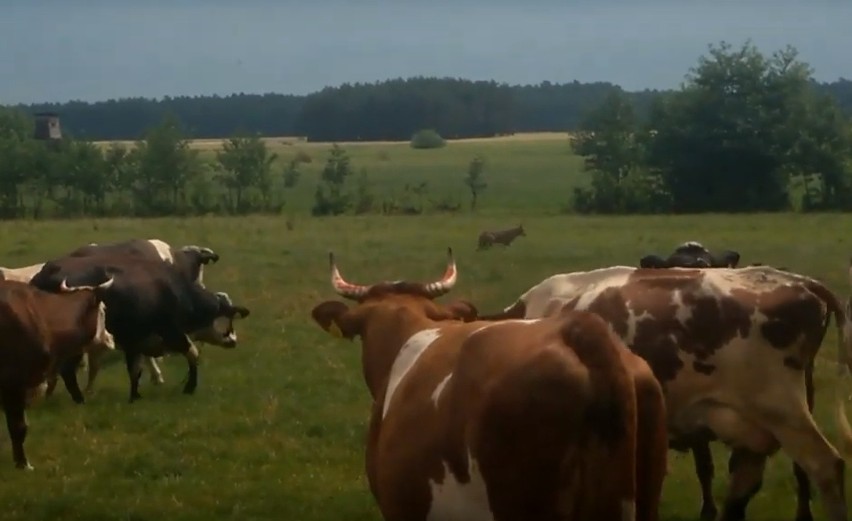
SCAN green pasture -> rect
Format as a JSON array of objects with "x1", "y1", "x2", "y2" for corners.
[
  {"x1": 1, "y1": 137, "x2": 852, "y2": 520},
  {"x1": 200, "y1": 132, "x2": 585, "y2": 216}
]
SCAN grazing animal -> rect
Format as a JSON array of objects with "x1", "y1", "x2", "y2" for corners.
[
  {"x1": 640, "y1": 241, "x2": 740, "y2": 269},
  {"x1": 477, "y1": 224, "x2": 525, "y2": 250},
  {"x1": 55, "y1": 238, "x2": 221, "y2": 392},
  {"x1": 0, "y1": 277, "x2": 113, "y2": 469},
  {"x1": 29, "y1": 255, "x2": 249, "y2": 403},
  {"x1": 310, "y1": 249, "x2": 668, "y2": 521},
  {"x1": 478, "y1": 265, "x2": 852, "y2": 521}
]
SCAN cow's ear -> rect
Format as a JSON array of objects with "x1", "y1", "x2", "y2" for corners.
[{"x1": 312, "y1": 300, "x2": 360, "y2": 340}]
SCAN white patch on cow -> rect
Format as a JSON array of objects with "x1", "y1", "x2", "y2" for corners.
[
  {"x1": 431, "y1": 372, "x2": 452, "y2": 406},
  {"x1": 96, "y1": 302, "x2": 115, "y2": 350},
  {"x1": 624, "y1": 309, "x2": 651, "y2": 345},
  {"x1": 427, "y1": 451, "x2": 494, "y2": 521},
  {"x1": 383, "y1": 328, "x2": 442, "y2": 419},
  {"x1": 469, "y1": 319, "x2": 540, "y2": 337},
  {"x1": 621, "y1": 499, "x2": 636, "y2": 521},
  {"x1": 147, "y1": 239, "x2": 174, "y2": 263},
  {"x1": 187, "y1": 341, "x2": 200, "y2": 362},
  {"x1": 672, "y1": 291, "x2": 692, "y2": 325}
]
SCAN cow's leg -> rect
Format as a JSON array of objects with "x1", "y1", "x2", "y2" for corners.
[
  {"x1": 702, "y1": 406, "x2": 778, "y2": 521},
  {"x1": 124, "y1": 350, "x2": 143, "y2": 403},
  {"x1": 84, "y1": 349, "x2": 105, "y2": 394},
  {"x1": 146, "y1": 356, "x2": 164, "y2": 385},
  {"x1": 183, "y1": 342, "x2": 200, "y2": 394},
  {"x1": 792, "y1": 360, "x2": 816, "y2": 521},
  {"x1": 58, "y1": 355, "x2": 85, "y2": 404},
  {"x1": 1, "y1": 387, "x2": 32, "y2": 470},
  {"x1": 769, "y1": 418, "x2": 847, "y2": 521},
  {"x1": 691, "y1": 441, "x2": 718, "y2": 521},
  {"x1": 44, "y1": 368, "x2": 59, "y2": 398},
  {"x1": 158, "y1": 330, "x2": 196, "y2": 394},
  {"x1": 720, "y1": 448, "x2": 767, "y2": 521}
]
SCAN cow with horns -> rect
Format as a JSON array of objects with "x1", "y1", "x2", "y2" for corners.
[
  {"x1": 43, "y1": 238, "x2": 222, "y2": 396},
  {"x1": 477, "y1": 264, "x2": 852, "y2": 521},
  {"x1": 310, "y1": 249, "x2": 668, "y2": 521}
]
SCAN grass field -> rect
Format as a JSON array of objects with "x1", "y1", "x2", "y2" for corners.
[{"x1": 3, "y1": 135, "x2": 852, "y2": 520}]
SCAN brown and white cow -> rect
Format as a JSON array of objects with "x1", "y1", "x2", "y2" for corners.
[
  {"x1": 311, "y1": 249, "x2": 668, "y2": 521},
  {"x1": 0, "y1": 277, "x2": 114, "y2": 469},
  {"x1": 478, "y1": 265, "x2": 852, "y2": 521}
]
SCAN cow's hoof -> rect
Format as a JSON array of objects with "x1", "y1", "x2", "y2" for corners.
[
  {"x1": 151, "y1": 376, "x2": 165, "y2": 385},
  {"x1": 700, "y1": 503, "x2": 718, "y2": 521},
  {"x1": 794, "y1": 513, "x2": 814, "y2": 521},
  {"x1": 182, "y1": 385, "x2": 196, "y2": 395},
  {"x1": 16, "y1": 462, "x2": 34, "y2": 471}
]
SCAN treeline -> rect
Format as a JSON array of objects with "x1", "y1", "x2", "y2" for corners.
[
  {"x1": 571, "y1": 43, "x2": 852, "y2": 214},
  {"x1": 14, "y1": 76, "x2": 849, "y2": 142}
]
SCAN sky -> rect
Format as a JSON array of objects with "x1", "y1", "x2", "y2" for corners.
[{"x1": 1, "y1": 0, "x2": 850, "y2": 105}]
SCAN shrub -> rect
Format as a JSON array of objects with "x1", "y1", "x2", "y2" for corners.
[{"x1": 410, "y1": 129, "x2": 446, "y2": 149}]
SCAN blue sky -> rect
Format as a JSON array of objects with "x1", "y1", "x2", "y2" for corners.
[{"x1": 1, "y1": 0, "x2": 849, "y2": 104}]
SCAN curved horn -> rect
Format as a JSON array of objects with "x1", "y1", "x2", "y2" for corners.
[
  {"x1": 59, "y1": 276, "x2": 114, "y2": 293},
  {"x1": 329, "y1": 252, "x2": 370, "y2": 300},
  {"x1": 423, "y1": 247, "x2": 457, "y2": 298}
]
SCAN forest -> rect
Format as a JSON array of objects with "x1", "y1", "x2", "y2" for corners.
[{"x1": 10, "y1": 76, "x2": 851, "y2": 142}]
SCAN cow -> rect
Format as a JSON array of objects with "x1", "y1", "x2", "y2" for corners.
[
  {"x1": 310, "y1": 249, "x2": 668, "y2": 521},
  {"x1": 56, "y1": 238, "x2": 221, "y2": 392},
  {"x1": 476, "y1": 265, "x2": 852, "y2": 521},
  {"x1": 0, "y1": 277, "x2": 114, "y2": 469},
  {"x1": 29, "y1": 255, "x2": 249, "y2": 403},
  {"x1": 640, "y1": 241, "x2": 741, "y2": 270},
  {"x1": 477, "y1": 224, "x2": 526, "y2": 250}
]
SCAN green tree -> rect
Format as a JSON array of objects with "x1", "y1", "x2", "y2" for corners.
[
  {"x1": 312, "y1": 144, "x2": 354, "y2": 216},
  {"x1": 216, "y1": 134, "x2": 278, "y2": 213},
  {"x1": 570, "y1": 90, "x2": 668, "y2": 213},
  {"x1": 131, "y1": 114, "x2": 200, "y2": 216},
  {"x1": 645, "y1": 41, "x2": 852, "y2": 212},
  {"x1": 463, "y1": 155, "x2": 487, "y2": 211}
]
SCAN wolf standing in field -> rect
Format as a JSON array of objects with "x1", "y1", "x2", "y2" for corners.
[{"x1": 477, "y1": 224, "x2": 526, "y2": 250}]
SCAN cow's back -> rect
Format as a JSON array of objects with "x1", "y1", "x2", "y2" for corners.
[{"x1": 383, "y1": 313, "x2": 646, "y2": 520}]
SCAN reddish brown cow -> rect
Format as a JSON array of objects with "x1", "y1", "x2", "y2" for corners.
[
  {"x1": 479, "y1": 265, "x2": 852, "y2": 521},
  {"x1": 311, "y1": 249, "x2": 668, "y2": 521},
  {"x1": 0, "y1": 278, "x2": 113, "y2": 469}
]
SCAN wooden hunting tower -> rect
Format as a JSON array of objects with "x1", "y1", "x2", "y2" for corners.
[{"x1": 33, "y1": 112, "x2": 62, "y2": 141}]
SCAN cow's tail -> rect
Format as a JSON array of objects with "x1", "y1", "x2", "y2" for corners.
[
  {"x1": 804, "y1": 279, "x2": 852, "y2": 458},
  {"x1": 557, "y1": 311, "x2": 638, "y2": 520}
]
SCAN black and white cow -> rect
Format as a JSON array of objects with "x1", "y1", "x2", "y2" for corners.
[
  {"x1": 61, "y1": 238, "x2": 221, "y2": 390},
  {"x1": 29, "y1": 254, "x2": 249, "y2": 403},
  {"x1": 639, "y1": 241, "x2": 741, "y2": 269}
]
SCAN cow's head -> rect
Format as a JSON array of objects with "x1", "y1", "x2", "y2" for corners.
[
  {"x1": 179, "y1": 245, "x2": 220, "y2": 286},
  {"x1": 311, "y1": 248, "x2": 478, "y2": 341},
  {"x1": 639, "y1": 254, "x2": 669, "y2": 269},
  {"x1": 190, "y1": 292, "x2": 250, "y2": 348},
  {"x1": 714, "y1": 250, "x2": 741, "y2": 268},
  {"x1": 57, "y1": 275, "x2": 116, "y2": 352},
  {"x1": 516, "y1": 223, "x2": 526, "y2": 236}
]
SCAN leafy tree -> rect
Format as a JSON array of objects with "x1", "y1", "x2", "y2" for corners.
[
  {"x1": 131, "y1": 114, "x2": 201, "y2": 215},
  {"x1": 312, "y1": 144, "x2": 354, "y2": 216},
  {"x1": 463, "y1": 155, "x2": 487, "y2": 211},
  {"x1": 645, "y1": 41, "x2": 852, "y2": 212},
  {"x1": 570, "y1": 90, "x2": 667, "y2": 213},
  {"x1": 216, "y1": 134, "x2": 278, "y2": 213}
]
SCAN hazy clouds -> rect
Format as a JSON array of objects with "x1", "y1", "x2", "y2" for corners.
[{"x1": 1, "y1": 1, "x2": 849, "y2": 104}]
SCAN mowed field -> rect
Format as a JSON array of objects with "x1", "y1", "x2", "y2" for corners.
[{"x1": 3, "y1": 134, "x2": 852, "y2": 520}]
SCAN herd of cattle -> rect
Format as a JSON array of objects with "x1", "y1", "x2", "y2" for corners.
[
  {"x1": 311, "y1": 240, "x2": 852, "y2": 521},
  {"x1": 0, "y1": 238, "x2": 250, "y2": 471},
  {"x1": 4, "y1": 236, "x2": 852, "y2": 521}
]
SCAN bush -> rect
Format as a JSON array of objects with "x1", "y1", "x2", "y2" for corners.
[{"x1": 410, "y1": 129, "x2": 446, "y2": 149}]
